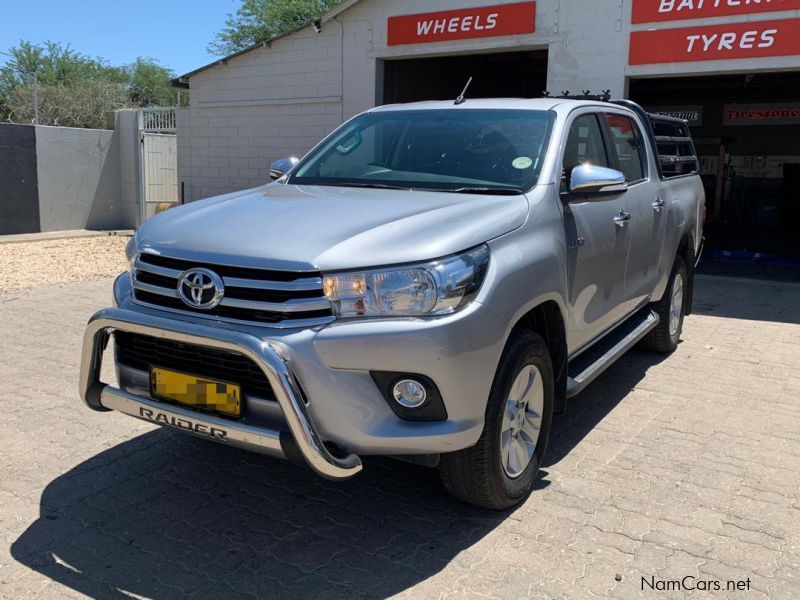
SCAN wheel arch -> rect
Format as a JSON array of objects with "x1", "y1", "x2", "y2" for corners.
[
  {"x1": 653, "y1": 228, "x2": 696, "y2": 309},
  {"x1": 507, "y1": 299, "x2": 568, "y2": 416},
  {"x1": 675, "y1": 231, "x2": 696, "y2": 315}
]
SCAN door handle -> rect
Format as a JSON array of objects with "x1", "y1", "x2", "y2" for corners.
[
  {"x1": 652, "y1": 197, "x2": 665, "y2": 212},
  {"x1": 613, "y1": 211, "x2": 631, "y2": 228}
]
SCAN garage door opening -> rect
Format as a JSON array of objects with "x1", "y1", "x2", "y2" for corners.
[
  {"x1": 630, "y1": 72, "x2": 800, "y2": 274},
  {"x1": 382, "y1": 50, "x2": 548, "y2": 105}
]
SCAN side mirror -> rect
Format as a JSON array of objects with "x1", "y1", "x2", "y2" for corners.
[
  {"x1": 269, "y1": 156, "x2": 299, "y2": 181},
  {"x1": 567, "y1": 164, "x2": 628, "y2": 197}
]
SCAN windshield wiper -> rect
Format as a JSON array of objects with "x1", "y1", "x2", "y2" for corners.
[
  {"x1": 444, "y1": 186, "x2": 524, "y2": 195},
  {"x1": 333, "y1": 182, "x2": 523, "y2": 194},
  {"x1": 341, "y1": 182, "x2": 412, "y2": 191}
]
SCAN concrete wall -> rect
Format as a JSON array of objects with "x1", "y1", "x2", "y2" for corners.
[
  {"x1": 35, "y1": 126, "x2": 127, "y2": 231},
  {"x1": 176, "y1": 107, "x2": 192, "y2": 202},
  {"x1": 176, "y1": 0, "x2": 800, "y2": 202},
  {"x1": 0, "y1": 124, "x2": 40, "y2": 235},
  {"x1": 116, "y1": 110, "x2": 143, "y2": 227},
  {"x1": 0, "y1": 116, "x2": 141, "y2": 235},
  {"x1": 179, "y1": 22, "x2": 345, "y2": 201}
]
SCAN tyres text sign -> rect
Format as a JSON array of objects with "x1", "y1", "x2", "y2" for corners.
[
  {"x1": 387, "y1": 2, "x2": 536, "y2": 46},
  {"x1": 629, "y1": 18, "x2": 800, "y2": 64},
  {"x1": 633, "y1": 0, "x2": 800, "y2": 24}
]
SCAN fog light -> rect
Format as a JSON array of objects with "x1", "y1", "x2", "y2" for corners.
[{"x1": 392, "y1": 379, "x2": 427, "y2": 409}]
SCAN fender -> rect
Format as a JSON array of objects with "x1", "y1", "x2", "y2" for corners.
[{"x1": 652, "y1": 174, "x2": 704, "y2": 302}]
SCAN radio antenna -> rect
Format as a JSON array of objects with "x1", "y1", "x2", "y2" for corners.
[{"x1": 454, "y1": 77, "x2": 473, "y2": 105}]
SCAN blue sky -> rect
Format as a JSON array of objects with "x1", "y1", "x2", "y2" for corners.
[{"x1": 0, "y1": 0, "x2": 237, "y2": 76}]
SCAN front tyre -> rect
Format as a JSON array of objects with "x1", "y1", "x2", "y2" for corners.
[
  {"x1": 643, "y1": 255, "x2": 688, "y2": 353},
  {"x1": 438, "y1": 330, "x2": 554, "y2": 510}
]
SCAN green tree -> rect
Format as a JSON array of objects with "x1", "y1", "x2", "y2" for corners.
[
  {"x1": 1, "y1": 41, "x2": 108, "y2": 108},
  {"x1": 209, "y1": 0, "x2": 341, "y2": 56},
  {"x1": 0, "y1": 41, "x2": 184, "y2": 127},
  {"x1": 6, "y1": 80, "x2": 128, "y2": 128},
  {"x1": 126, "y1": 58, "x2": 182, "y2": 107}
]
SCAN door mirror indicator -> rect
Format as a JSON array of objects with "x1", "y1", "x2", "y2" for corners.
[
  {"x1": 567, "y1": 164, "x2": 628, "y2": 197},
  {"x1": 269, "y1": 156, "x2": 300, "y2": 181}
]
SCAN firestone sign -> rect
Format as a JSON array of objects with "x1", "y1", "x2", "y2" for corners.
[
  {"x1": 629, "y1": 18, "x2": 800, "y2": 64},
  {"x1": 723, "y1": 102, "x2": 800, "y2": 126},
  {"x1": 387, "y1": 2, "x2": 536, "y2": 47},
  {"x1": 633, "y1": 0, "x2": 800, "y2": 24},
  {"x1": 649, "y1": 105, "x2": 704, "y2": 125}
]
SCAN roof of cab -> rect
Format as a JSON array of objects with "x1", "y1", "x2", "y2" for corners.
[{"x1": 369, "y1": 98, "x2": 617, "y2": 113}]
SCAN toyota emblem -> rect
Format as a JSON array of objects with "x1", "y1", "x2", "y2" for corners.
[{"x1": 177, "y1": 268, "x2": 224, "y2": 310}]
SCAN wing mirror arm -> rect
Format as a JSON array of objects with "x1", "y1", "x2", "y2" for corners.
[{"x1": 269, "y1": 156, "x2": 300, "y2": 181}]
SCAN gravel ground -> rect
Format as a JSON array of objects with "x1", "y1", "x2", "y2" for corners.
[{"x1": 0, "y1": 236, "x2": 130, "y2": 292}]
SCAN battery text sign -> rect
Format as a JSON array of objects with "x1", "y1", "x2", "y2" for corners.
[
  {"x1": 387, "y1": 2, "x2": 536, "y2": 46},
  {"x1": 629, "y1": 18, "x2": 800, "y2": 64},
  {"x1": 633, "y1": 0, "x2": 800, "y2": 24}
]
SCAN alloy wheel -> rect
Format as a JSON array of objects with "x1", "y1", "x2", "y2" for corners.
[{"x1": 500, "y1": 364, "x2": 544, "y2": 478}]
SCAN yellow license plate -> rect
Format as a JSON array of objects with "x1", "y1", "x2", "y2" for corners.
[{"x1": 150, "y1": 367, "x2": 241, "y2": 417}]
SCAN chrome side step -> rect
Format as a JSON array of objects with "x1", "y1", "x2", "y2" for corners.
[{"x1": 566, "y1": 309, "x2": 659, "y2": 398}]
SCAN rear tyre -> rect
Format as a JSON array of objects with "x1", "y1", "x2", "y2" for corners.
[
  {"x1": 438, "y1": 330, "x2": 554, "y2": 510},
  {"x1": 642, "y1": 255, "x2": 688, "y2": 353}
]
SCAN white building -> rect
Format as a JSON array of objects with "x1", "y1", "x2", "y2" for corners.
[{"x1": 173, "y1": 0, "x2": 800, "y2": 258}]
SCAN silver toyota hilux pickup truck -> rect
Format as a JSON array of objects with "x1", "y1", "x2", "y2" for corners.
[{"x1": 80, "y1": 97, "x2": 704, "y2": 509}]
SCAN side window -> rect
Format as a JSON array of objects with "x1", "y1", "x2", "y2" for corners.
[
  {"x1": 563, "y1": 114, "x2": 610, "y2": 176},
  {"x1": 605, "y1": 114, "x2": 647, "y2": 183}
]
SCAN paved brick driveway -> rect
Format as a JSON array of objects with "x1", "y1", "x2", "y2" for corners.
[{"x1": 1, "y1": 276, "x2": 798, "y2": 599}]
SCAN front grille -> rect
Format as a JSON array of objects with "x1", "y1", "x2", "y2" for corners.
[
  {"x1": 131, "y1": 252, "x2": 334, "y2": 327},
  {"x1": 115, "y1": 331, "x2": 274, "y2": 399}
]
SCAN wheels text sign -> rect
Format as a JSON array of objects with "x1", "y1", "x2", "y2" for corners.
[
  {"x1": 387, "y1": 2, "x2": 536, "y2": 46},
  {"x1": 629, "y1": 18, "x2": 800, "y2": 64}
]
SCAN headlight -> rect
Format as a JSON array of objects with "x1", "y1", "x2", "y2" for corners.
[{"x1": 323, "y1": 245, "x2": 490, "y2": 319}]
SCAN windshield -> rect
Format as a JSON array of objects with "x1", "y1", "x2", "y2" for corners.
[{"x1": 288, "y1": 109, "x2": 555, "y2": 193}]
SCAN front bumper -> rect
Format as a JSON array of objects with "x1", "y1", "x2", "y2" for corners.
[
  {"x1": 79, "y1": 307, "x2": 363, "y2": 480},
  {"x1": 80, "y1": 272, "x2": 508, "y2": 474}
]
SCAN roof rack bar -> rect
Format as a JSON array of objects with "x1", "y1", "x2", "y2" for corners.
[
  {"x1": 542, "y1": 90, "x2": 612, "y2": 102},
  {"x1": 660, "y1": 155, "x2": 699, "y2": 165},
  {"x1": 655, "y1": 135, "x2": 694, "y2": 144},
  {"x1": 648, "y1": 113, "x2": 689, "y2": 125}
]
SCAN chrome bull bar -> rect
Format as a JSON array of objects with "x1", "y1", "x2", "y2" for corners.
[{"x1": 79, "y1": 307, "x2": 363, "y2": 480}]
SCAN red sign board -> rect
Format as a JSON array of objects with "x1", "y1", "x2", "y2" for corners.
[
  {"x1": 633, "y1": 0, "x2": 800, "y2": 24},
  {"x1": 387, "y1": 2, "x2": 536, "y2": 47},
  {"x1": 629, "y1": 18, "x2": 800, "y2": 64}
]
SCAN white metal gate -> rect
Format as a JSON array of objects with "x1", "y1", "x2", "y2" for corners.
[{"x1": 138, "y1": 108, "x2": 178, "y2": 223}]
